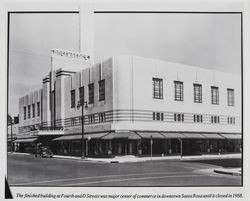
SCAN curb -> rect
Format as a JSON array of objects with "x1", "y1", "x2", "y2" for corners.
[
  {"x1": 213, "y1": 169, "x2": 241, "y2": 176},
  {"x1": 8, "y1": 152, "x2": 31, "y2": 156},
  {"x1": 8, "y1": 152, "x2": 241, "y2": 164},
  {"x1": 180, "y1": 156, "x2": 241, "y2": 161}
]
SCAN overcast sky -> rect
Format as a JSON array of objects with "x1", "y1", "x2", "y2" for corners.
[{"x1": 9, "y1": 13, "x2": 241, "y2": 116}]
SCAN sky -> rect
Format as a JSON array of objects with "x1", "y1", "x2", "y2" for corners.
[{"x1": 9, "y1": 12, "x2": 241, "y2": 116}]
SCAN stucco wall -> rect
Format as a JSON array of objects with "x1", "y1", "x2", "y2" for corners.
[
  {"x1": 18, "y1": 89, "x2": 42, "y2": 134},
  {"x1": 61, "y1": 58, "x2": 114, "y2": 133},
  {"x1": 113, "y1": 55, "x2": 241, "y2": 133}
]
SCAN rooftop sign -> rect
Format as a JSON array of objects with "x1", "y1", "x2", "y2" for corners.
[{"x1": 51, "y1": 49, "x2": 90, "y2": 60}]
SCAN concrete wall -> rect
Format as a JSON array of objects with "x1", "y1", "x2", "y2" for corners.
[
  {"x1": 112, "y1": 55, "x2": 241, "y2": 133},
  {"x1": 18, "y1": 55, "x2": 241, "y2": 135},
  {"x1": 59, "y1": 58, "x2": 114, "y2": 133},
  {"x1": 42, "y1": 76, "x2": 51, "y2": 127},
  {"x1": 18, "y1": 89, "x2": 42, "y2": 134}
]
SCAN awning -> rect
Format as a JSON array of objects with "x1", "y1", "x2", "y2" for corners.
[
  {"x1": 202, "y1": 133, "x2": 224, "y2": 139},
  {"x1": 102, "y1": 132, "x2": 141, "y2": 140},
  {"x1": 14, "y1": 138, "x2": 38, "y2": 143},
  {"x1": 53, "y1": 135, "x2": 81, "y2": 141},
  {"x1": 161, "y1": 132, "x2": 184, "y2": 139},
  {"x1": 8, "y1": 138, "x2": 17, "y2": 142},
  {"x1": 53, "y1": 133, "x2": 108, "y2": 141},
  {"x1": 136, "y1": 132, "x2": 165, "y2": 139},
  {"x1": 181, "y1": 133, "x2": 206, "y2": 139},
  {"x1": 85, "y1": 133, "x2": 109, "y2": 139},
  {"x1": 220, "y1": 134, "x2": 242, "y2": 139}
]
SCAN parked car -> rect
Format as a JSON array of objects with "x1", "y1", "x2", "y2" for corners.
[{"x1": 35, "y1": 146, "x2": 53, "y2": 158}]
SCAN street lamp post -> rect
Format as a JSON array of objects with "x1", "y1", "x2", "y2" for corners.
[{"x1": 77, "y1": 100, "x2": 88, "y2": 159}]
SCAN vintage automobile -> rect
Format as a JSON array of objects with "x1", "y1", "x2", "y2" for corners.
[{"x1": 35, "y1": 146, "x2": 53, "y2": 158}]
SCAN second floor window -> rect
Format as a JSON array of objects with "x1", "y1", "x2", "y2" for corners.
[
  {"x1": 32, "y1": 104, "x2": 35, "y2": 118},
  {"x1": 24, "y1": 106, "x2": 26, "y2": 120},
  {"x1": 211, "y1": 86, "x2": 219, "y2": 105},
  {"x1": 37, "y1": 102, "x2": 40, "y2": 116},
  {"x1": 152, "y1": 78, "x2": 163, "y2": 99},
  {"x1": 99, "y1": 80, "x2": 105, "y2": 101},
  {"x1": 79, "y1": 86, "x2": 84, "y2": 105},
  {"x1": 174, "y1": 81, "x2": 183, "y2": 101},
  {"x1": 70, "y1": 90, "x2": 75, "y2": 108},
  {"x1": 194, "y1": 84, "x2": 202, "y2": 103},
  {"x1": 28, "y1": 105, "x2": 31, "y2": 119},
  {"x1": 227, "y1": 88, "x2": 235, "y2": 106},
  {"x1": 88, "y1": 83, "x2": 94, "y2": 104}
]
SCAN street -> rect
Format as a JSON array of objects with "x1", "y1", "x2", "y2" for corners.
[{"x1": 7, "y1": 154, "x2": 241, "y2": 186}]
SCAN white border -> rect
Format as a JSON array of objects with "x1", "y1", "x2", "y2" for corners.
[{"x1": 0, "y1": 0, "x2": 249, "y2": 200}]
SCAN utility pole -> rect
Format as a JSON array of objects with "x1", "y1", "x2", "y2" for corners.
[{"x1": 78, "y1": 5, "x2": 81, "y2": 53}]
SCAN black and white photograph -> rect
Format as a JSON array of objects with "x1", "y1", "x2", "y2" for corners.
[{"x1": 1, "y1": 0, "x2": 248, "y2": 200}]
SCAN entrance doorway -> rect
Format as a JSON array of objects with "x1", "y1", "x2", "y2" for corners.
[{"x1": 113, "y1": 139, "x2": 137, "y2": 155}]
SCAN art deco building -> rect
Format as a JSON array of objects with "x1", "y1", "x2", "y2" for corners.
[{"x1": 16, "y1": 50, "x2": 242, "y2": 156}]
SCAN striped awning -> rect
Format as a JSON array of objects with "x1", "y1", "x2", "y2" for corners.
[
  {"x1": 220, "y1": 134, "x2": 242, "y2": 139},
  {"x1": 14, "y1": 138, "x2": 38, "y2": 143},
  {"x1": 161, "y1": 132, "x2": 184, "y2": 139},
  {"x1": 181, "y1": 133, "x2": 206, "y2": 139},
  {"x1": 102, "y1": 132, "x2": 141, "y2": 140},
  {"x1": 136, "y1": 132, "x2": 165, "y2": 139},
  {"x1": 202, "y1": 133, "x2": 224, "y2": 139}
]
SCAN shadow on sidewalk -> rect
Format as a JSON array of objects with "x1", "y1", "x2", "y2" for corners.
[{"x1": 187, "y1": 158, "x2": 242, "y2": 168}]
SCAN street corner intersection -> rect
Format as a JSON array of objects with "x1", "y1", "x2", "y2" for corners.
[{"x1": 7, "y1": 154, "x2": 241, "y2": 187}]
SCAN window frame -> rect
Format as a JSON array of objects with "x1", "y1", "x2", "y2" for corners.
[
  {"x1": 32, "y1": 103, "x2": 35, "y2": 118},
  {"x1": 98, "y1": 79, "x2": 105, "y2": 101},
  {"x1": 174, "y1": 81, "x2": 184, "y2": 101},
  {"x1": 211, "y1": 86, "x2": 219, "y2": 105},
  {"x1": 88, "y1": 83, "x2": 94, "y2": 104},
  {"x1": 70, "y1": 89, "x2": 76, "y2": 108},
  {"x1": 79, "y1": 86, "x2": 84, "y2": 105},
  {"x1": 152, "y1": 78, "x2": 163, "y2": 99},
  {"x1": 193, "y1": 83, "x2": 202, "y2": 103},
  {"x1": 37, "y1": 102, "x2": 40, "y2": 117},
  {"x1": 174, "y1": 113, "x2": 184, "y2": 122},
  {"x1": 24, "y1": 106, "x2": 26, "y2": 120},
  {"x1": 28, "y1": 105, "x2": 31, "y2": 119},
  {"x1": 227, "y1": 88, "x2": 235, "y2": 106}
]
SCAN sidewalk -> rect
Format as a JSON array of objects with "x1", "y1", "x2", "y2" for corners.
[
  {"x1": 9, "y1": 152, "x2": 241, "y2": 163},
  {"x1": 53, "y1": 153, "x2": 241, "y2": 163}
]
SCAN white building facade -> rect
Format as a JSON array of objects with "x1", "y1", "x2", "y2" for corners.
[{"x1": 16, "y1": 53, "x2": 242, "y2": 156}]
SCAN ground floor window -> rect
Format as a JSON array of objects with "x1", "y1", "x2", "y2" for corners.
[{"x1": 17, "y1": 137, "x2": 242, "y2": 157}]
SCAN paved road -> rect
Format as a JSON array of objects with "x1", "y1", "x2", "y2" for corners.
[{"x1": 7, "y1": 154, "x2": 241, "y2": 187}]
